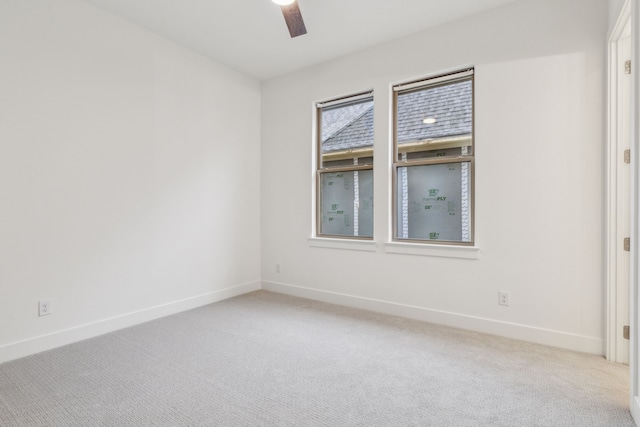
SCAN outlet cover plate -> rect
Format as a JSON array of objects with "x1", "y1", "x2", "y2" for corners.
[
  {"x1": 498, "y1": 291, "x2": 510, "y2": 306},
  {"x1": 39, "y1": 300, "x2": 52, "y2": 316}
]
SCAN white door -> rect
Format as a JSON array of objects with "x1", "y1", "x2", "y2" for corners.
[
  {"x1": 609, "y1": 11, "x2": 632, "y2": 366},
  {"x1": 618, "y1": 19, "x2": 632, "y2": 365}
]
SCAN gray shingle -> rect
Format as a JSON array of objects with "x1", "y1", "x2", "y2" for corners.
[
  {"x1": 321, "y1": 80, "x2": 471, "y2": 152},
  {"x1": 322, "y1": 107, "x2": 374, "y2": 152},
  {"x1": 397, "y1": 80, "x2": 472, "y2": 143},
  {"x1": 321, "y1": 102, "x2": 372, "y2": 142}
]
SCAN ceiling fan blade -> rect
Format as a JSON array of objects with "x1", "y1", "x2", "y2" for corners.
[{"x1": 281, "y1": 1, "x2": 307, "y2": 38}]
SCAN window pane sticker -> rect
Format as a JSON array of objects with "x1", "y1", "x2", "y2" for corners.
[
  {"x1": 320, "y1": 170, "x2": 373, "y2": 237},
  {"x1": 396, "y1": 162, "x2": 471, "y2": 242}
]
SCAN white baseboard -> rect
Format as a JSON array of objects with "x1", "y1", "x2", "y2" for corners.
[
  {"x1": 0, "y1": 281, "x2": 260, "y2": 364},
  {"x1": 632, "y1": 396, "x2": 640, "y2": 425},
  {"x1": 631, "y1": 396, "x2": 640, "y2": 425},
  {"x1": 262, "y1": 280, "x2": 604, "y2": 355},
  {"x1": 2, "y1": 279, "x2": 604, "y2": 364}
]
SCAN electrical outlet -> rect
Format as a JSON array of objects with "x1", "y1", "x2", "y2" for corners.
[
  {"x1": 276, "y1": 264, "x2": 281, "y2": 273},
  {"x1": 498, "y1": 291, "x2": 510, "y2": 306},
  {"x1": 39, "y1": 300, "x2": 52, "y2": 316}
]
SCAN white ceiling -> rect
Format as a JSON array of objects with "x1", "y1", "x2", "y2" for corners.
[{"x1": 82, "y1": 0, "x2": 522, "y2": 81}]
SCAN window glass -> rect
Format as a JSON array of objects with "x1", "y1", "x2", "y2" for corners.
[
  {"x1": 396, "y1": 163, "x2": 471, "y2": 242},
  {"x1": 396, "y1": 79, "x2": 473, "y2": 162},
  {"x1": 317, "y1": 94, "x2": 373, "y2": 238},
  {"x1": 393, "y1": 70, "x2": 474, "y2": 244},
  {"x1": 320, "y1": 170, "x2": 373, "y2": 237},
  {"x1": 320, "y1": 98, "x2": 374, "y2": 168}
]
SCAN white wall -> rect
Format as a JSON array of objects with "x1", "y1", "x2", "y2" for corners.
[
  {"x1": 261, "y1": 0, "x2": 608, "y2": 354},
  {"x1": 610, "y1": 0, "x2": 627, "y2": 33},
  {"x1": 0, "y1": 0, "x2": 261, "y2": 362}
]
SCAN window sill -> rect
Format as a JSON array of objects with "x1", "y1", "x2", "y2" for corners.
[
  {"x1": 384, "y1": 242, "x2": 480, "y2": 259},
  {"x1": 308, "y1": 237, "x2": 378, "y2": 252}
]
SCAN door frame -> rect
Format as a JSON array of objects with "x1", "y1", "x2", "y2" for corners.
[
  {"x1": 607, "y1": 0, "x2": 632, "y2": 365},
  {"x1": 620, "y1": 0, "x2": 640, "y2": 422},
  {"x1": 630, "y1": 0, "x2": 640, "y2": 420}
]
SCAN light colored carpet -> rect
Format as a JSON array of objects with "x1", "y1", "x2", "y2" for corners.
[{"x1": 0, "y1": 290, "x2": 634, "y2": 426}]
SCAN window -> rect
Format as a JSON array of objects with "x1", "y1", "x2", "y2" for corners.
[
  {"x1": 316, "y1": 92, "x2": 374, "y2": 239},
  {"x1": 393, "y1": 69, "x2": 474, "y2": 245}
]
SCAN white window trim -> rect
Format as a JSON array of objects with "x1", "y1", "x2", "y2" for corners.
[
  {"x1": 306, "y1": 237, "x2": 479, "y2": 259},
  {"x1": 308, "y1": 237, "x2": 378, "y2": 252},
  {"x1": 384, "y1": 241, "x2": 479, "y2": 259}
]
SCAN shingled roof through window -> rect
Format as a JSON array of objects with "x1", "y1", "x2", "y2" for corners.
[
  {"x1": 321, "y1": 79, "x2": 472, "y2": 153},
  {"x1": 321, "y1": 102, "x2": 371, "y2": 143},
  {"x1": 322, "y1": 106, "x2": 373, "y2": 153}
]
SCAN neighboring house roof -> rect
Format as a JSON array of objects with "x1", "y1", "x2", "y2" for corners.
[
  {"x1": 397, "y1": 80, "x2": 472, "y2": 143},
  {"x1": 322, "y1": 106, "x2": 374, "y2": 153},
  {"x1": 321, "y1": 102, "x2": 371, "y2": 142},
  {"x1": 322, "y1": 79, "x2": 472, "y2": 153}
]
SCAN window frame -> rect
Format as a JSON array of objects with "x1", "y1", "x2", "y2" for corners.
[
  {"x1": 315, "y1": 91, "x2": 374, "y2": 240},
  {"x1": 392, "y1": 68, "x2": 475, "y2": 246}
]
